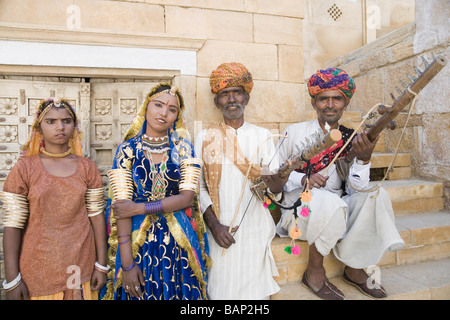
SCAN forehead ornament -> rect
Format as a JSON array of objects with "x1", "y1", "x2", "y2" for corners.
[{"x1": 169, "y1": 86, "x2": 177, "y2": 96}]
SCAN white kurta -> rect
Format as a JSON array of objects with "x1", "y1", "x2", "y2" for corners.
[
  {"x1": 195, "y1": 122, "x2": 280, "y2": 300},
  {"x1": 276, "y1": 119, "x2": 404, "y2": 268}
]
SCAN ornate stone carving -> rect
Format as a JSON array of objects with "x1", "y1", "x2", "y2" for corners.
[
  {"x1": 95, "y1": 99, "x2": 112, "y2": 115},
  {"x1": 28, "y1": 99, "x2": 41, "y2": 116},
  {"x1": 120, "y1": 98, "x2": 137, "y2": 115},
  {"x1": 0, "y1": 125, "x2": 18, "y2": 143},
  {"x1": 79, "y1": 82, "x2": 91, "y2": 157},
  {"x1": 0, "y1": 98, "x2": 18, "y2": 115},
  {"x1": 96, "y1": 124, "x2": 112, "y2": 140},
  {"x1": 0, "y1": 153, "x2": 18, "y2": 170}
]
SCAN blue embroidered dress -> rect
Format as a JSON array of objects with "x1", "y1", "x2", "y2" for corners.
[{"x1": 102, "y1": 133, "x2": 209, "y2": 300}]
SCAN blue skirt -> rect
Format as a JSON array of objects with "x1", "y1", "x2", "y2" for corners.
[{"x1": 115, "y1": 215, "x2": 205, "y2": 300}]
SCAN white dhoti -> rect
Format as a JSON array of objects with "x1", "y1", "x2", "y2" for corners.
[
  {"x1": 277, "y1": 186, "x2": 405, "y2": 268},
  {"x1": 276, "y1": 120, "x2": 404, "y2": 268},
  {"x1": 335, "y1": 187, "x2": 405, "y2": 268}
]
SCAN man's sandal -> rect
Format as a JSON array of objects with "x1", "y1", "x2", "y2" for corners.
[
  {"x1": 302, "y1": 272, "x2": 345, "y2": 300},
  {"x1": 342, "y1": 271, "x2": 388, "y2": 299}
]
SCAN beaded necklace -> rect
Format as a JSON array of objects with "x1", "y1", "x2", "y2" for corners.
[{"x1": 141, "y1": 134, "x2": 170, "y2": 154}]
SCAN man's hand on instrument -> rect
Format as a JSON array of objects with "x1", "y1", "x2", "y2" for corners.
[
  {"x1": 352, "y1": 131, "x2": 380, "y2": 162},
  {"x1": 302, "y1": 173, "x2": 329, "y2": 189},
  {"x1": 262, "y1": 173, "x2": 288, "y2": 194}
]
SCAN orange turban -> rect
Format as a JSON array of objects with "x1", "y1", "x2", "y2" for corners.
[{"x1": 210, "y1": 62, "x2": 253, "y2": 94}]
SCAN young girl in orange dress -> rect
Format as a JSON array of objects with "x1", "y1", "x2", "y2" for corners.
[{"x1": 1, "y1": 98, "x2": 108, "y2": 300}]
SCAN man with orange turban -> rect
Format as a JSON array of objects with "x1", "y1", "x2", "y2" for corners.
[
  {"x1": 209, "y1": 62, "x2": 254, "y2": 95},
  {"x1": 194, "y1": 62, "x2": 286, "y2": 299},
  {"x1": 276, "y1": 68, "x2": 404, "y2": 300}
]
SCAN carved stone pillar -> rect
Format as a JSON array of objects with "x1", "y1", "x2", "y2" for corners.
[{"x1": 79, "y1": 81, "x2": 91, "y2": 157}]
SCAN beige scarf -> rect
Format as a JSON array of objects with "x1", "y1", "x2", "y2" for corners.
[{"x1": 202, "y1": 122, "x2": 261, "y2": 219}]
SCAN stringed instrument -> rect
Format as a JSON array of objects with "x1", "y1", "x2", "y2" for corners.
[
  {"x1": 250, "y1": 128, "x2": 342, "y2": 202},
  {"x1": 342, "y1": 54, "x2": 447, "y2": 166}
]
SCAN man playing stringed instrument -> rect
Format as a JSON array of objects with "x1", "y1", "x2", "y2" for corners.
[
  {"x1": 194, "y1": 62, "x2": 287, "y2": 299},
  {"x1": 276, "y1": 68, "x2": 404, "y2": 300}
]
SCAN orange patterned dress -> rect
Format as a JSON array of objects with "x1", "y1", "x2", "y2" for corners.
[{"x1": 3, "y1": 155, "x2": 102, "y2": 298}]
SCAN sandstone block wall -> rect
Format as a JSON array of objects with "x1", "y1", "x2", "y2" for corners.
[{"x1": 325, "y1": 0, "x2": 449, "y2": 207}]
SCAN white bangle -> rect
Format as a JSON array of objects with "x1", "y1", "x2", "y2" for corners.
[
  {"x1": 94, "y1": 262, "x2": 111, "y2": 272},
  {"x1": 2, "y1": 273, "x2": 22, "y2": 290},
  {"x1": 355, "y1": 158, "x2": 370, "y2": 165},
  {"x1": 87, "y1": 210, "x2": 103, "y2": 218}
]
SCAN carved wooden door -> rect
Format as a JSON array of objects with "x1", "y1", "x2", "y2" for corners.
[
  {"x1": 0, "y1": 79, "x2": 166, "y2": 187},
  {"x1": 89, "y1": 80, "x2": 162, "y2": 174}
]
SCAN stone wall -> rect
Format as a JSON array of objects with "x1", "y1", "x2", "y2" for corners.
[
  {"x1": 0, "y1": 0, "x2": 306, "y2": 138},
  {"x1": 325, "y1": 0, "x2": 450, "y2": 207},
  {"x1": 303, "y1": 0, "x2": 415, "y2": 78}
]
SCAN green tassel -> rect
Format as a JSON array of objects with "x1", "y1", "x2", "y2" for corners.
[
  {"x1": 268, "y1": 203, "x2": 275, "y2": 210},
  {"x1": 284, "y1": 246, "x2": 292, "y2": 254}
]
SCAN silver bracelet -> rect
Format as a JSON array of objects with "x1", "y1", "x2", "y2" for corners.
[{"x1": 2, "y1": 273, "x2": 22, "y2": 291}]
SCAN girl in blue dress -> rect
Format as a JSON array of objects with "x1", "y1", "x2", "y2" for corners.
[{"x1": 101, "y1": 83, "x2": 209, "y2": 300}]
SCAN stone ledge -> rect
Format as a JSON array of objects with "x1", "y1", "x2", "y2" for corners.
[{"x1": 0, "y1": 22, "x2": 206, "y2": 51}]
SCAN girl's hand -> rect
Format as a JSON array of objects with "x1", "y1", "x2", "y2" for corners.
[
  {"x1": 112, "y1": 200, "x2": 141, "y2": 219},
  {"x1": 90, "y1": 269, "x2": 107, "y2": 291},
  {"x1": 122, "y1": 264, "x2": 145, "y2": 298},
  {"x1": 6, "y1": 281, "x2": 29, "y2": 300}
]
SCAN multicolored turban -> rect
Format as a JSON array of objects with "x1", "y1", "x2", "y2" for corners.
[
  {"x1": 307, "y1": 68, "x2": 356, "y2": 99},
  {"x1": 210, "y1": 62, "x2": 254, "y2": 94}
]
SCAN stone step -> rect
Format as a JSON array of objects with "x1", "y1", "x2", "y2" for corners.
[
  {"x1": 395, "y1": 211, "x2": 450, "y2": 265},
  {"x1": 371, "y1": 152, "x2": 411, "y2": 169},
  {"x1": 272, "y1": 211, "x2": 450, "y2": 286},
  {"x1": 369, "y1": 152, "x2": 412, "y2": 180},
  {"x1": 271, "y1": 257, "x2": 450, "y2": 300},
  {"x1": 375, "y1": 179, "x2": 444, "y2": 215}
]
